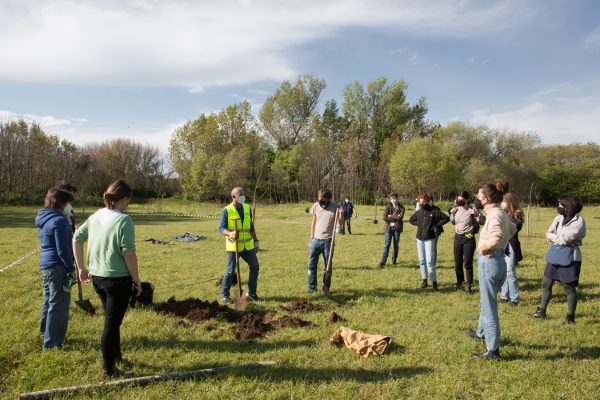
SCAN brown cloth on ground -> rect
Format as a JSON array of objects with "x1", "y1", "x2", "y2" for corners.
[{"x1": 329, "y1": 326, "x2": 391, "y2": 357}]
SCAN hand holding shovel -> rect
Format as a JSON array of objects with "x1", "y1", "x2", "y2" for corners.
[
  {"x1": 231, "y1": 217, "x2": 247, "y2": 310},
  {"x1": 321, "y1": 208, "x2": 340, "y2": 296}
]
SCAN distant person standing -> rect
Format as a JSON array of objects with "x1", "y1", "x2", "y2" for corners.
[
  {"x1": 500, "y1": 192, "x2": 524, "y2": 305},
  {"x1": 409, "y1": 194, "x2": 450, "y2": 290},
  {"x1": 529, "y1": 194, "x2": 586, "y2": 324},
  {"x1": 308, "y1": 188, "x2": 343, "y2": 294},
  {"x1": 379, "y1": 192, "x2": 405, "y2": 268},
  {"x1": 36, "y1": 187, "x2": 75, "y2": 350},
  {"x1": 467, "y1": 183, "x2": 516, "y2": 359},
  {"x1": 219, "y1": 187, "x2": 260, "y2": 304},
  {"x1": 449, "y1": 191, "x2": 483, "y2": 294},
  {"x1": 340, "y1": 196, "x2": 357, "y2": 234}
]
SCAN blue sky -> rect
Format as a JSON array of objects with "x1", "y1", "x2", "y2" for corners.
[{"x1": 1, "y1": 0, "x2": 599, "y2": 154}]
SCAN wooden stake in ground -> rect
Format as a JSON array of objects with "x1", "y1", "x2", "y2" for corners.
[{"x1": 19, "y1": 361, "x2": 277, "y2": 400}]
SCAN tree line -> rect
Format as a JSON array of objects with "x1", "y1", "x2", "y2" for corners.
[
  {"x1": 2, "y1": 74, "x2": 598, "y2": 206},
  {"x1": 169, "y1": 74, "x2": 600, "y2": 205},
  {"x1": 0, "y1": 120, "x2": 175, "y2": 206}
]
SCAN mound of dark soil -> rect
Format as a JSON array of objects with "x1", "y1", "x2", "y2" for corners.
[
  {"x1": 269, "y1": 315, "x2": 315, "y2": 328},
  {"x1": 278, "y1": 300, "x2": 329, "y2": 312},
  {"x1": 328, "y1": 312, "x2": 342, "y2": 323},
  {"x1": 155, "y1": 296, "x2": 240, "y2": 323},
  {"x1": 233, "y1": 313, "x2": 271, "y2": 341}
]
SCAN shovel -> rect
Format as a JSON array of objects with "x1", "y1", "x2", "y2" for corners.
[
  {"x1": 321, "y1": 208, "x2": 340, "y2": 296},
  {"x1": 74, "y1": 264, "x2": 95, "y2": 314},
  {"x1": 231, "y1": 218, "x2": 247, "y2": 310}
]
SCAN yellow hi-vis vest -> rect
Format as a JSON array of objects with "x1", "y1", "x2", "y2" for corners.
[{"x1": 225, "y1": 203, "x2": 255, "y2": 252}]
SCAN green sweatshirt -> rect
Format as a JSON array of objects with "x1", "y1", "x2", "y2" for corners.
[{"x1": 74, "y1": 208, "x2": 136, "y2": 278}]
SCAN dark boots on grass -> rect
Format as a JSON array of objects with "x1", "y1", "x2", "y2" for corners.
[
  {"x1": 529, "y1": 307, "x2": 576, "y2": 325},
  {"x1": 421, "y1": 279, "x2": 438, "y2": 291}
]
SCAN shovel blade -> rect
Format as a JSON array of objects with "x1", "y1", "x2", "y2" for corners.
[
  {"x1": 234, "y1": 289, "x2": 247, "y2": 309},
  {"x1": 76, "y1": 299, "x2": 96, "y2": 315}
]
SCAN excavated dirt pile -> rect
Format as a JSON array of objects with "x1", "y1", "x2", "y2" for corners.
[
  {"x1": 269, "y1": 315, "x2": 316, "y2": 328},
  {"x1": 278, "y1": 300, "x2": 329, "y2": 312},
  {"x1": 155, "y1": 296, "x2": 240, "y2": 323},
  {"x1": 156, "y1": 296, "x2": 316, "y2": 341}
]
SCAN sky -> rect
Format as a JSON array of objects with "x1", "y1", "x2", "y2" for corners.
[{"x1": 1, "y1": 0, "x2": 599, "y2": 155}]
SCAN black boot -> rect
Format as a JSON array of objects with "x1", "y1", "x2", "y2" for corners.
[
  {"x1": 421, "y1": 279, "x2": 428, "y2": 289},
  {"x1": 455, "y1": 282, "x2": 464, "y2": 291},
  {"x1": 529, "y1": 307, "x2": 546, "y2": 319},
  {"x1": 565, "y1": 314, "x2": 575, "y2": 324},
  {"x1": 465, "y1": 284, "x2": 474, "y2": 295},
  {"x1": 432, "y1": 281, "x2": 438, "y2": 291}
]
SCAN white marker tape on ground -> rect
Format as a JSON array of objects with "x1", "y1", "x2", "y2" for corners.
[{"x1": 0, "y1": 248, "x2": 39, "y2": 273}]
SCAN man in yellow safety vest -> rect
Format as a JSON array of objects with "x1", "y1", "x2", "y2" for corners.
[{"x1": 219, "y1": 187, "x2": 260, "y2": 304}]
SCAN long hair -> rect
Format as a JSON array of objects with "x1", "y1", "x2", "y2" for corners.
[
  {"x1": 44, "y1": 187, "x2": 73, "y2": 210},
  {"x1": 503, "y1": 192, "x2": 524, "y2": 223},
  {"x1": 558, "y1": 194, "x2": 583, "y2": 222}
]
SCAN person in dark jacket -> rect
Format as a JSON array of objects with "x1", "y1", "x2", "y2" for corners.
[
  {"x1": 409, "y1": 193, "x2": 450, "y2": 290},
  {"x1": 379, "y1": 192, "x2": 405, "y2": 268},
  {"x1": 35, "y1": 187, "x2": 75, "y2": 349},
  {"x1": 499, "y1": 192, "x2": 524, "y2": 305},
  {"x1": 340, "y1": 196, "x2": 357, "y2": 234}
]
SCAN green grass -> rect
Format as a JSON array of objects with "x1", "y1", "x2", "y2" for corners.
[{"x1": 1, "y1": 200, "x2": 600, "y2": 399}]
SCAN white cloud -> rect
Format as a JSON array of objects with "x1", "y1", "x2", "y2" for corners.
[
  {"x1": 388, "y1": 47, "x2": 408, "y2": 55},
  {"x1": 0, "y1": 0, "x2": 538, "y2": 91},
  {"x1": 468, "y1": 89, "x2": 600, "y2": 144},
  {"x1": 408, "y1": 53, "x2": 422, "y2": 65},
  {"x1": 0, "y1": 109, "x2": 85, "y2": 129},
  {"x1": 480, "y1": 58, "x2": 491, "y2": 66},
  {"x1": 465, "y1": 57, "x2": 475, "y2": 64}
]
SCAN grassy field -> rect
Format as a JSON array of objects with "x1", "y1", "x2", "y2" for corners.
[{"x1": 1, "y1": 200, "x2": 599, "y2": 399}]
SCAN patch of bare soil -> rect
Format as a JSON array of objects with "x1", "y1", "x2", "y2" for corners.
[
  {"x1": 232, "y1": 313, "x2": 272, "y2": 341},
  {"x1": 268, "y1": 315, "x2": 316, "y2": 328},
  {"x1": 328, "y1": 312, "x2": 342, "y2": 323},
  {"x1": 155, "y1": 296, "x2": 240, "y2": 323},
  {"x1": 278, "y1": 300, "x2": 329, "y2": 312}
]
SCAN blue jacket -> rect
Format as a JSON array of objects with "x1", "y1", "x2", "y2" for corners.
[{"x1": 35, "y1": 208, "x2": 74, "y2": 272}]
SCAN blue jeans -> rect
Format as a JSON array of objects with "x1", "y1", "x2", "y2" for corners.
[
  {"x1": 416, "y1": 238, "x2": 437, "y2": 281},
  {"x1": 476, "y1": 251, "x2": 507, "y2": 351},
  {"x1": 308, "y1": 238, "x2": 334, "y2": 291},
  {"x1": 40, "y1": 264, "x2": 71, "y2": 349},
  {"x1": 381, "y1": 231, "x2": 400, "y2": 265},
  {"x1": 221, "y1": 249, "x2": 260, "y2": 298},
  {"x1": 501, "y1": 244, "x2": 520, "y2": 302}
]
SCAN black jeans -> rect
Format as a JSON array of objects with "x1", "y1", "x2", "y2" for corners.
[
  {"x1": 92, "y1": 276, "x2": 132, "y2": 374},
  {"x1": 453, "y1": 234, "x2": 476, "y2": 285}
]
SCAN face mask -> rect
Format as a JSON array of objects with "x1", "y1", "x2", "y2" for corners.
[
  {"x1": 474, "y1": 198, "x2": 484, "y2": 210},
  {"x1": 456, "y1": 199, "x2": 466, "y2": 207},
  {"x1": 501, "y1": 202, "x2": 507, "y2": 210},
  {"x1": 319, "y1": 200, "x2": 329, "y2": 209},
  {"x1": 391, "y1": 198, "x2": 398, "y2": 205},
  {"x1": 557, "y1": 206, "x2": 565, "y2": 215},
  {"x1": 237, "y1": 195, "x2": 246, "y2": 204}
]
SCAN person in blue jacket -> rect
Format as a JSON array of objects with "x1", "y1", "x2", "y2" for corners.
[{"x1": 35, "y1": 187, "x2": 75, "y2": 349}]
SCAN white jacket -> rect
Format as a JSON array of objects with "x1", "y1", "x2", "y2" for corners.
[{"x1": 546, "y1": 214, "x2": 586, "y2": 262}]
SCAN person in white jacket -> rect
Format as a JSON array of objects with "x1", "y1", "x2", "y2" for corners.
[{"x1": 529, "y1": 194, "x2": 586, "y2": 324}]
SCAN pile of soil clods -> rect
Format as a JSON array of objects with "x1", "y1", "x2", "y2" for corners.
[
  {"x1": 233, "y1": 313, "x2": 271, "y2": 341},
  {"x1": 269, "y1": 315, "x2": 315, "y2": 328},
  {"x1": 155, "y1": 296, "x2": 239, "y2": 323},
  {"x1": 278, "y1": 300, "x2": 328, "y2": 312},
  {"x1": 328, "y1": 312, "x2": 342, "y2": 323}
]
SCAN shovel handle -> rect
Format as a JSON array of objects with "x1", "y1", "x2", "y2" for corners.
[
  {"x1": 325, "y1": 208, "x2": 339, "y2": 274},
  {"x1": 231, "y1": 217, "x2": 243, "y2": 293}
]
